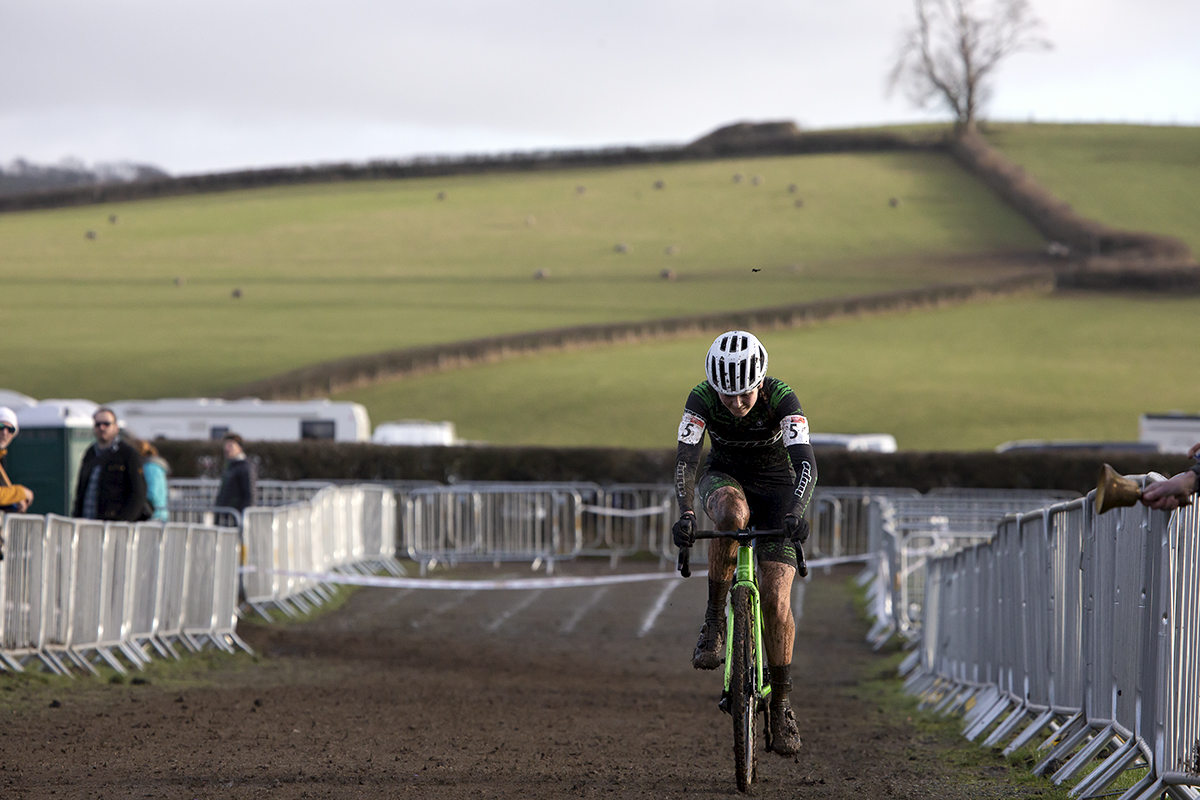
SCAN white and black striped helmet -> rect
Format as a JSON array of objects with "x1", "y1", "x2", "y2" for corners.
[{"x1": 704, "y1": 331, "x2": 768, "y2": 395}]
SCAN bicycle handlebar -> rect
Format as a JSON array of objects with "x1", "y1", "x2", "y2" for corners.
[{"x1": 676, "y1": 528, "x2": 790, "y2": 578}]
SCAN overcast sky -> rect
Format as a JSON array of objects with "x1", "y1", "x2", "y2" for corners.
[{"x1": 2, "y1": 0, "x2": 1197, "y2": 175}]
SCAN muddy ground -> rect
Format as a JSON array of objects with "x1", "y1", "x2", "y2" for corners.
[{"x1": 0, "y1": 563, "x2": 1041, "y2": 799}]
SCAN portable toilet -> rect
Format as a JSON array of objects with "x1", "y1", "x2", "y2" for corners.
[{"x1": 8, "y1": 399, "x2": 98, "y2": 516}]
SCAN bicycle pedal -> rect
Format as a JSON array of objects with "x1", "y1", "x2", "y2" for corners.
[{"x1": 718, "y1": 692, "x2": 731, "y2": 715}]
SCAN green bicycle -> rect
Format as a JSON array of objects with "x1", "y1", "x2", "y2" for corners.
[{"x1": 678, "y1": 527, "x2": 802, "y2": 793}]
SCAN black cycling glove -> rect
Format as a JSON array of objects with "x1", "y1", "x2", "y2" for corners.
[
  {"x1": 672, "y1": 512, "x2": 697, "y2": 548},
  {"x1": 783, "y1": 514, "x2": 809, "y2": 544}
]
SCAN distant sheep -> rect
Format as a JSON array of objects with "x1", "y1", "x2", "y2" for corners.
[
  {"x1": 751, "y1": 175, "x2": 764, "y2": 186},
  {"x1": 108, "y1": 214, "x2": 118, "y2": 224},
  {"x1": 614, "y1": 243, "x2": 629, "y2": 254},
  {"x1": 437, "y1": 191, "x2": 446, "y2": 201},
  {"x1": 732, "y1": 173, "x2": 744, "y2": 183},
  {"x1": 174, "y1": 276, "x2": 185, "y2": 287},
  {"x1": 794, "y1": 199, "x2": 804, "y2": 209},
  {"x1": 653, "y1": 180, "x2": 665, "y2": 190},
  {"x1": 660, "y1": 268, "x2": 677, "y2": 281},
  {"x1": 888, "y1": 197, "x2": 900, "y2": 208},
  {"x1": 665, "y1": 245, "x2": 679, "y2": 256},
  {"x1": 788, "y1": 184, "x2": 798, "y2": 194},
  {"x1": 85, "y1": 230, "x2": 96, "y2": 240},
  {"x1": 532, "y1": 268, "x2": 550, "y2": 280},
  {"x1": 232, "y1": 288, "x2": 243, "y2": 299},
  {"x1": 575, "y1": 185, "x2": 587, "y2": 194}
]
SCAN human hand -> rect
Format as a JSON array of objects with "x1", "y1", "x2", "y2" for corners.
[
  {"x1": 1140, "y1": 472, "x2": 1197, "y2": 511},
  {"x1": 672, "y1": 512, "x2": 696, "y2": 548},
  {"x1": 784, "y1": 514, "x2": 809, "y2": 544},
  {"x1": 1189, "y1": 442, "x2": 1200, "y2": 459},
  {"x1": 15, "y1": 487, "x2": 32, "y2": 513}
]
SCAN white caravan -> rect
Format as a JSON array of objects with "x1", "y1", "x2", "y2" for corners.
[{"x1": 106, "y1": 398, "x2": 371, "y2": 442}]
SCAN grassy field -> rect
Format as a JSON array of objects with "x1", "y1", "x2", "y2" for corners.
[
  {"x1": 336, "y1": 293, "x2": 1200, "y2": 451},
  {"x1": 0, "y1": 150, "x2": 1041, "y2": 401},
  {"x1": 984, "y1": 123, "x2": 1200, "y2": 253},
  {"x1": 3, "y1": 123, "x2": 1198, "y2": 451}
]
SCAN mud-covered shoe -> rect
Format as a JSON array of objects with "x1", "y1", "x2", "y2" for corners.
[
  {"x1": 691, "y1": 619, "x2": 725, "y2": 670},
  {"x1": 769, "y1": 697, "x2": 803, "y2": 755}
]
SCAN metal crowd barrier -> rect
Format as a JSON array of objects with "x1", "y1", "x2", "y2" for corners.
[
  {"x1": 0, "y1": 512, "x2": 248, "y2": 676},
  {"x1": 240, "y1": 484, "x2": 400, "y2": 619},
  {"x1": 858, "y1": 488, "x2": 1078, "y2": 649},
  {"x1": 905, "y1": 476, "x2": 1200, "y2": 800}
]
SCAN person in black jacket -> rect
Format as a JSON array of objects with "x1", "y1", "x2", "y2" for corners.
[
  {"x1": 214, "y1": 433, "x2": 256, "y2": 517},
  {"x1": 72, "y1": 407, "x2": 148, "y2": 521}
]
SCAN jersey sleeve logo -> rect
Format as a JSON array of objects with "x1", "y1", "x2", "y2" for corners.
[
  {"x1": 678, "y1": 411, "x2": 706, "y2": 445},
  {"x1": 781, "y1": 414, "x2": 809, "y2": 445}
]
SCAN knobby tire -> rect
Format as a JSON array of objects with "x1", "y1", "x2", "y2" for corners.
[{"x1": 730, "y1": 585, "x2": 757, "y2": 793}]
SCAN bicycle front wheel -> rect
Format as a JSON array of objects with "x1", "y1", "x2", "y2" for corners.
[{"x1": 729, "y1": 584, "x2": 757, "y2": 793}]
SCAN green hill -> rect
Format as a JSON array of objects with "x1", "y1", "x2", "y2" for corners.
[{"x1": 0, "y1": 149, "x2": 1040, "y2": 401}]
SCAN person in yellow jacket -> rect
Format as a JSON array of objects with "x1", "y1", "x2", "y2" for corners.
[{"x1": 0, "y1": 407, "x2": 34, "y2": 512}]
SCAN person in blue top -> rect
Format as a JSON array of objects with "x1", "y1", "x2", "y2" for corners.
[{"x1": 672, "y1": 330, "x2": 817, "y2": 756}]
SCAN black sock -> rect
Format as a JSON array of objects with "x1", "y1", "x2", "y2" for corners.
[
  {"x1": 769, "y1": 664, "x2": 792, "y2": 700},
  {"x1": 706, "y1": 580, "x2": 731, "y2": 622}
]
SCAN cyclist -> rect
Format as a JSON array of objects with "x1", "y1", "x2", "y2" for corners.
[{"x1": 672, "y1": 330, "x2": 816, "y2": 756}]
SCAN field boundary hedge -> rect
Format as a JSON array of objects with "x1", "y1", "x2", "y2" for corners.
[
  {"x1": 0, "y1": 126, "x2": 936, "y2": 214},
  {"x1": 221, "y1": 270, "x2": 1055, "y2": 400},
  {"x1": 949, "y1": 130, "x2": 1195, "y2": 269},
  {"x1": 154, "y1": 438, "x2": 1193, "y2": 496}
]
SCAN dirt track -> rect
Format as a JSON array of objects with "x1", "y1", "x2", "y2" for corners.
[{"x1": 0, "y1": 563, "x2": 1034, "y2": 799}]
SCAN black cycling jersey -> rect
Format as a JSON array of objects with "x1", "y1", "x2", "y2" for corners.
[{"x1": 674, "y1": 376, "x2": 817, "y2": 519}]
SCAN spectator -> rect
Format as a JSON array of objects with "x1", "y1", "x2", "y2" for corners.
[
  {"x1": 1140, "y1": 443, "x2": 1200, "y2": 511},
  {"x1": 72, "y1": 407, "x2": 147, "y2": 521},
  {"x1": 0, "y1": 407, "x2": 34, "y2": 513},
  {"x1": 134, "y1": 439, "x2": 171, "y2": 522},
  {"x1": 214, "y1": 433, "x2": 256, "y2": 518}
]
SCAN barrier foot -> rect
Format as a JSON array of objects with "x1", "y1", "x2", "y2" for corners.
[
  {"x1": 965, "y1": 693, "x2": 1011, "y2": 741},
  {"x1": 897, "y1": 649, "x2": 922, "y2": 677},
  {"x1": 93, "y1": 646, "x2": 129, "y2": 675},
  {"x1": 1002, "y1": 709, "x2": 1057, "y2": 756},
  {"x1": 152, "y1": 635, "x2": 183, "y2": 660},
  {"x1": 1116, "y1": 774, "x2": 1162, "y2": 800},
  {"x1": 1052, "y1": 724, "x2": 1116, "y2": 784},
  {"x1": 1069, "y1": 737, "x2": 1140, "y2": 798},
  {"x1": 66, "y1": 647, "x2": 102, "y2": 677},
  {"x1": 1166, "y1": 785, "x2": 1200, "y2": 800},
  {"x1": 0, "y1": 652, "x2": 26, "y2": 673},
  {"x1": 223, "y1": 630, "x2": 254, "y2": 655},
  {"x1": 983, "y1": 704, "x2": 1029, "y2": 748},
  {"x1": 37, "y1": 649, "x2": 73, "y2": 677},
  {"x1": 1034, "y1": 715, "x2": 1092, "y2": 776}
]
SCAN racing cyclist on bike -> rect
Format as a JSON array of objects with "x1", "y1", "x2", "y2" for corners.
[{"x1": 672, "y1": 330, "x2": 816, "y2": 756}]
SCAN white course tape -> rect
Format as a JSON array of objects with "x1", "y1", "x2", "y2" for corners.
[
  {"x1": 241, "y1": 554, "x2": 865, "y2": 591},
  {"x1": 579, "y1": 502, "x2": 671, "y2": 518},
  {"x1": 241, "y1": 567, "x2": 707, "y2": 590}
]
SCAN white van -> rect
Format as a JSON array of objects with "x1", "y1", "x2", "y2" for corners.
[
  {"x1": 106, "y1": 397, "x2": 371, "y2": 442},
  {"x1": 371, "y1": 420, "x2": 459, "y2": 446},
  {"x1": 1139, "y1": 413, "x2": 1200, "y2": 454}
]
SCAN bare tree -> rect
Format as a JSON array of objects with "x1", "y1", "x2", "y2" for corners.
[{"x1": 888, "y1": 0, "x2": 1050, "y2": 133}]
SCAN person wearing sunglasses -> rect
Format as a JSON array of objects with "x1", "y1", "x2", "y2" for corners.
[
  {"x1": 71, "y1": 407, "x2": 147, "y2": 521},
  {"x1": 0, "y1": 407, "x2": 34, "y2": 513}
]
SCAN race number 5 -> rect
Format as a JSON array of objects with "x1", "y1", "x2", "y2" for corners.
[
  {"x1": 678, "y1": 411, "x2": 706, "y2": 445},
  {"x1": 781, "y1": 414, "x2": 809, "y2": 445}
]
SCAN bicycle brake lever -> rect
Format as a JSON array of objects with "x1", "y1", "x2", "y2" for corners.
[{"x1": 678, "y1": 546, "x2": 691, "y2": 578}]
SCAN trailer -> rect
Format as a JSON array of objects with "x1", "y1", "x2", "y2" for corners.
[{"x1": 105, "y1": 397, "x2": 371, "y2": 442}]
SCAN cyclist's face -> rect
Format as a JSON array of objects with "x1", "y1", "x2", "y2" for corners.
[{"x1": 719, "y1": 388, "x2": 758, "y2": 418}]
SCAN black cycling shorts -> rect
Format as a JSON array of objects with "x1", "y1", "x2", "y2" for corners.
[{"x1": 697, "y1": 469, "x2": 800, "y2": 570}]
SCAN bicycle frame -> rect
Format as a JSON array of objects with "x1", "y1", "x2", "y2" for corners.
[{"x1": 724, "y1": 540, "x2": 771, "y2": 707}]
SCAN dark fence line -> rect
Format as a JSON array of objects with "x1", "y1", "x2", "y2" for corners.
[
  {"x1": 0, "y1": 129, "x2": 938, "y2": 215},
  {"x1": 221, "y1": 271, "x2": 1055, "y2": 401},
  {"x1": 154, "y1": 438, "x2": 1194, "y2": 497}
]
